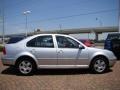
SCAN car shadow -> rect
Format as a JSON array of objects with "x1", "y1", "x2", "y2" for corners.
[{"x1": 1, "y1": 66, "x2": 113, "y2": 76}]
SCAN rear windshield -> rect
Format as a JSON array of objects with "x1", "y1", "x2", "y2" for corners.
[{"x1": 7, "y1": 36, "x2": 25, "y2": 44}]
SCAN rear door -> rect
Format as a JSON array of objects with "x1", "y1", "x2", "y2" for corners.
[{"x1": 26, "y1": 35, "x2": 57, "y2": 65}]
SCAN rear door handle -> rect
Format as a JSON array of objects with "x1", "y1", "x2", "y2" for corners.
[{"x1": 30, "y1": 49, "x2": 36, "y2": 53}]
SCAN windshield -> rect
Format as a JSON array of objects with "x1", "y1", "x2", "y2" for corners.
[
  {"x1": 7, "y1": 36, "x2": 25, "y2": 44},
  {"x1": 107, "y1": 34, "x2": 120, "y2": 40}
]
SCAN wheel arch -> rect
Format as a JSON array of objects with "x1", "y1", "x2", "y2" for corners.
[
  {"x1": 15, "y1": 52, "x2": 38, "y2": 68},
  {"x1": 89, "y1": 55, "x2": 109, "y2": 67}
]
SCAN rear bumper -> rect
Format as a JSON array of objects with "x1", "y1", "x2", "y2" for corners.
[{"x1": 1, "y1": 57, "x2": 15, "y2": 66}]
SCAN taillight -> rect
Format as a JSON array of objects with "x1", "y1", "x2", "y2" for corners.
[{"x1": 2, "y1": 47, "x2": 6, "y2": 55}]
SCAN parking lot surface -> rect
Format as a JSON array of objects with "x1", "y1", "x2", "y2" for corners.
[{"x1": 0, "y1": 55, "x2": 120, "y2": 90}]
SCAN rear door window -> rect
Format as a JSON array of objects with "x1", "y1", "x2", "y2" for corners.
[{"x1": 27, "y1": 35, "x2": 54, "y2": 48}]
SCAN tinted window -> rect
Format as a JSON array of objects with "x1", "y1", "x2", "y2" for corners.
[
  {"x1": 27, "y1": 38, "x2": 36, "y2": 47},
  {"x1": 27, "y1": 35, "x2": 54, "y2": 48},
  {"x1": 107, "y1": 34, "x2": 120, "y2": 40},
  {"x1": 56, "y1": 36, "x2": 79, "y2": 48},
  {"x1": 7, "y1": 36, "x2": 25, "y2": 44}
]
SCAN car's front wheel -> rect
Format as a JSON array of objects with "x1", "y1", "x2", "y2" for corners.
[{"x1": 90, "y1": 56, "x2": 109, "y2": 74}]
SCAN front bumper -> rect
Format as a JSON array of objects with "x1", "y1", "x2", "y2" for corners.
[{"x1": 109, "y1": 59, "x2": 116, "y2": 67}]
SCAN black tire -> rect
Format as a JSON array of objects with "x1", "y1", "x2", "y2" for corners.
[
  {"x1": 16, "y1": 58, "x2": 36, "y2": 75},
  {"x1": 90, "y1": 56, "x2": 109, "y2": 74}
]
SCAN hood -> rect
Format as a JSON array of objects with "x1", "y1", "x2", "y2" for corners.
[
  {"x1": 87, "y1": 47, "x2": 116, "y2": 60},
  {"x1": 87, "y1": 47, "x2": 106, "y2": 52}
]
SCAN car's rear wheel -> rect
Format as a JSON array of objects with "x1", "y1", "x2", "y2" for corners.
[
  {"x1": 17, "y1": 59, "x2": 36, "y2": 75},
  {"x1": 90, "y1": 56, "x2": 109, "y2": 74}
]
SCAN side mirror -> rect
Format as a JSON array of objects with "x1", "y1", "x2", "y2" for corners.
[{"x1": 79, "y1": 45, "x2": 85, "y2": 49}]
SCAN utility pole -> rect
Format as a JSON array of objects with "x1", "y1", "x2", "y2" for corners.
[
  {"x1": 59, "y1": 24, "x2": 62, "y2": 30},
  {"x1": 23, "y1": 11, "x2": 31, "y2": 37},
  {"x1": 88, "y1": 33, "x2": 89, "y2": 39},
  {"x1": 118, "y1": 0, "x2": 120, "y2": 32},
  {"x1": 2, "y1": 0, "x2": 5, "y2": 45},
  {"x1": 58, "y1": 24, "x2": 62, "y2": 34},
  {"x1": 96, "y1": 17, "x2": 102, "y2": 27}
]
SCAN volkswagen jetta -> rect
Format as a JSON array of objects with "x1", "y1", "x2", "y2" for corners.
[{"x1": 2, "y1": 34, "x2": 116, "y2": 75}]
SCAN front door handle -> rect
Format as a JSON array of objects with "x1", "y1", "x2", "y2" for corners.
[{"x1": 58, "y1": 50, "x2": 63, "y2": 54}]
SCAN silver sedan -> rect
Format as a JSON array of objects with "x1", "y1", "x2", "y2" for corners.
[{"x1": 2, "y1": 34, "x2": 116, "y2": 75}]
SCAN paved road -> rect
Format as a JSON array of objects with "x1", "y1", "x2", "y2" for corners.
[{"x1": 0, "y1": 58, "x2": 120, "y2": 90}]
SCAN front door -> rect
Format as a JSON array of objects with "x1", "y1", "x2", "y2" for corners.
[{"x1": 56, "y1": 35, "x2": 89, "y2": 66}]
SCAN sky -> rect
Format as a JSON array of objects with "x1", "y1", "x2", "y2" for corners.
[{"x1": 0, "y1": 0, "x2": 119, "y2": 39}]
